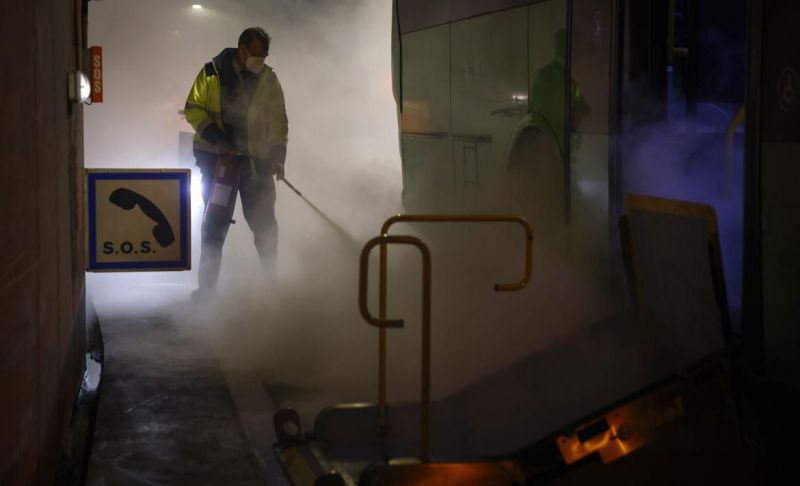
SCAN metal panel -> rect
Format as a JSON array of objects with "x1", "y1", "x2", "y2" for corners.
[
  {"x1": 569, "y1": 0, "x2": 613, "y2": 280},
  {"x1": 756, "y1": 0, "x2": 800, "y2": 378},
  {"x1": 400, "y1": 25, "x2": 451, "y2": 134},
  {"x1": 624, "y1": 195, "x2": 728, "y2": 371},
  {"x1": 451, "y1": 137, "x2": 492, "y2": 208},
  {"x1": 742, "y1": 0, "x2": 765, "y2": 370},
  {"x1": 451, "y1": 6, "x2": 528, "y2": 198},
  {"x1": 450, "y1": 0, "x2": 532, "y2": 22},
  {"x1": 570, "y1": 134, "x2": 610, "y2": 275},
  {"x1": 397, "y1": 0, "x2": 449, "y2": 34},
  {"x1": 401, "y1": 134, "x2": 454, "y2": 211},
  {"x1": 400, "y1": 24, "x2": 452, "y2": 212},
  {"x1": 451, "y1": 8, "x2": 527, "y2": 135},
  {"x1": 570, "y1": 0, "x2": 612, "y2": 135},
  {"x1": 398, "y1": 0, "x2": 537, "y2": 34},
  {"x1": 761, "y1": 142, "x2": 800, "y2": 376},
  {"x1": 761, "y1": 0, "x2": 800, "y2": 142}
]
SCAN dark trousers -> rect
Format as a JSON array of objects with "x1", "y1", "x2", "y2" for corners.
[{"x1": 196, "y1": 150, "x2": 278, "y2": 291}]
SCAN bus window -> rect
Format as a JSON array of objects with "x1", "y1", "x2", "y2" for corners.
[
  {"x1": 570, "y1": 0, "x2": 612, "y2": 135},
  {"x1": 400, "y1": 24, "x2": 452, "y2": 209},
  {"x1": 529, "y1": 0, "x2": 568, "y2": 156},
  {"x1": 451, "y1": 7, "x2": 528, "y2": 207}
]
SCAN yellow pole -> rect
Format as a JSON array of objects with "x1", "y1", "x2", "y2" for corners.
[{"x1": 359, "y1": 234, "x2": 431, "y2": 461}]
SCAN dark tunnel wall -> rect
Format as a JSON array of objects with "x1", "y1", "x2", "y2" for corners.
[{"x1": 0, "y1": 0, "x2": 86, "y2": 484}]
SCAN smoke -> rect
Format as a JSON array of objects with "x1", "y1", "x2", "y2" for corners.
[
  {"x1": 621, "y1": 117, "x2": 745, "y2": 314},
  {"x1": 84, "y1": 0, "x2": 620, "y2": 441},
  {"x1": 84, "y1": 0, "x2": 393, "y2": 409}
]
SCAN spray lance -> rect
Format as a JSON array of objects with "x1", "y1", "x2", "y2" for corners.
[
  {"x1": 280, "y1": 177, "x2": 303, "y2": 198},
  {"x1": 203, "y1": 151, "x2": 355, "y2": 245}
]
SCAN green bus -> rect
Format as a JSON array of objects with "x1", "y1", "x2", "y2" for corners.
[{"x1": 391, "y1": 0, "x2": 753, "y2": 293}]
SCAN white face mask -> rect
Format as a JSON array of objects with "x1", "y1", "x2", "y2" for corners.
[{"x1": 245, "y1": 56, "x2": 265, "y2": 74}]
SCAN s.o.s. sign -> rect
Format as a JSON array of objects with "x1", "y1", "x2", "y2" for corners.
[{"x1": 90, "y1": 46, "x2": 103, "y2": 103}]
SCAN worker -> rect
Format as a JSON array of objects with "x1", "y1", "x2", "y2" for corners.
[
  {"x1": 184, "y1": 27, "x2": 288, "y2": 301},
  {"x1": 530, "y1": 28, "x2": 590, "y2": 153}
]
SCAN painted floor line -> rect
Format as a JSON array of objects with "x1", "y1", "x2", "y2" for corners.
[{"x1": 223, "y1": 367, "x2": 291, "y2": 486}]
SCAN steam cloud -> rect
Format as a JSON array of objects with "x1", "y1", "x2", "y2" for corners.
[{"x1": 85, "y1": 0, "x2": 735, "y2": 448}]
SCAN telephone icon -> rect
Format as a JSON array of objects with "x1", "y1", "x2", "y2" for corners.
[{"x1": 109, "y1": 188, "x2": 175, "y2": 247}]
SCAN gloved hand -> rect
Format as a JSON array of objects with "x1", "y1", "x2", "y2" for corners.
[
  {"x1": 214, "y1": 140, "x2": 233, "y2": 156},
  {"x1": 266, "y1": 144, "x2": 287, "y2": 180}
]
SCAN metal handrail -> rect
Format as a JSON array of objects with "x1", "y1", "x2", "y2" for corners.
[
  {"x1": 376, "y1": 214, "x2": 533, "y2": 436},
  {"x1": 381, "y1": 214, "x2": 533, "y2": 291},
  {"x1": 359, "y1": 234, "x2": 432, "y2": 462}
]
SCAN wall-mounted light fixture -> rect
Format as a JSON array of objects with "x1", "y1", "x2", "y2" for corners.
[{"x1": 68, "y1": 70, "x2": 92, "y2": 104}]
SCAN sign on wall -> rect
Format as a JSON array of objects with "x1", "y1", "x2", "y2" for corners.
[
  {"x1": 86, "y1": 170, "x2": 191, "y2": 271},
  {"x1": 90, "y1": 46, "x2": 103, "y2": 103}
]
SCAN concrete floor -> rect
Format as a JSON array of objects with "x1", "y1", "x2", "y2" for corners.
[
  {"x1": 84, "y1": 314, "x2": 265, "y2": 486},
  {"x1": 80, "y1": 294, "x2": 776, "y2": 485}
]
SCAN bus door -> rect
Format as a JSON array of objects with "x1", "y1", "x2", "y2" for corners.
[
  {"x1": 746, "y1": 0, "x2": 800, "y2": 380},
  {"x1": 567, "y1": 0, "x2": 616, "y2": 281},
  {"x1": 618, "y1": 0, "x2": 747, "y2": 313}
]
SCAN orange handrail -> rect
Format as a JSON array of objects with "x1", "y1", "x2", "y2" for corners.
[
  {"x1": 359, "y1": 234, "x2": 432, "y2": 461},
  {"x1": 376, "y1": 214, "x2": 533, "y2": 435}
]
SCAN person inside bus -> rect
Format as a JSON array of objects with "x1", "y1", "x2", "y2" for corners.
[
  {"x1": 184, "y1": 27, "x2": 289, "y2": 301},
  {"x1": 530, "y1": 28, "x2": 591, "y2": 155}
]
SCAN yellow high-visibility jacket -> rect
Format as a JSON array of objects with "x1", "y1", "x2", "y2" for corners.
[{"x1": 184, "y1": 48, "x2": 288, "y2": 172}]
